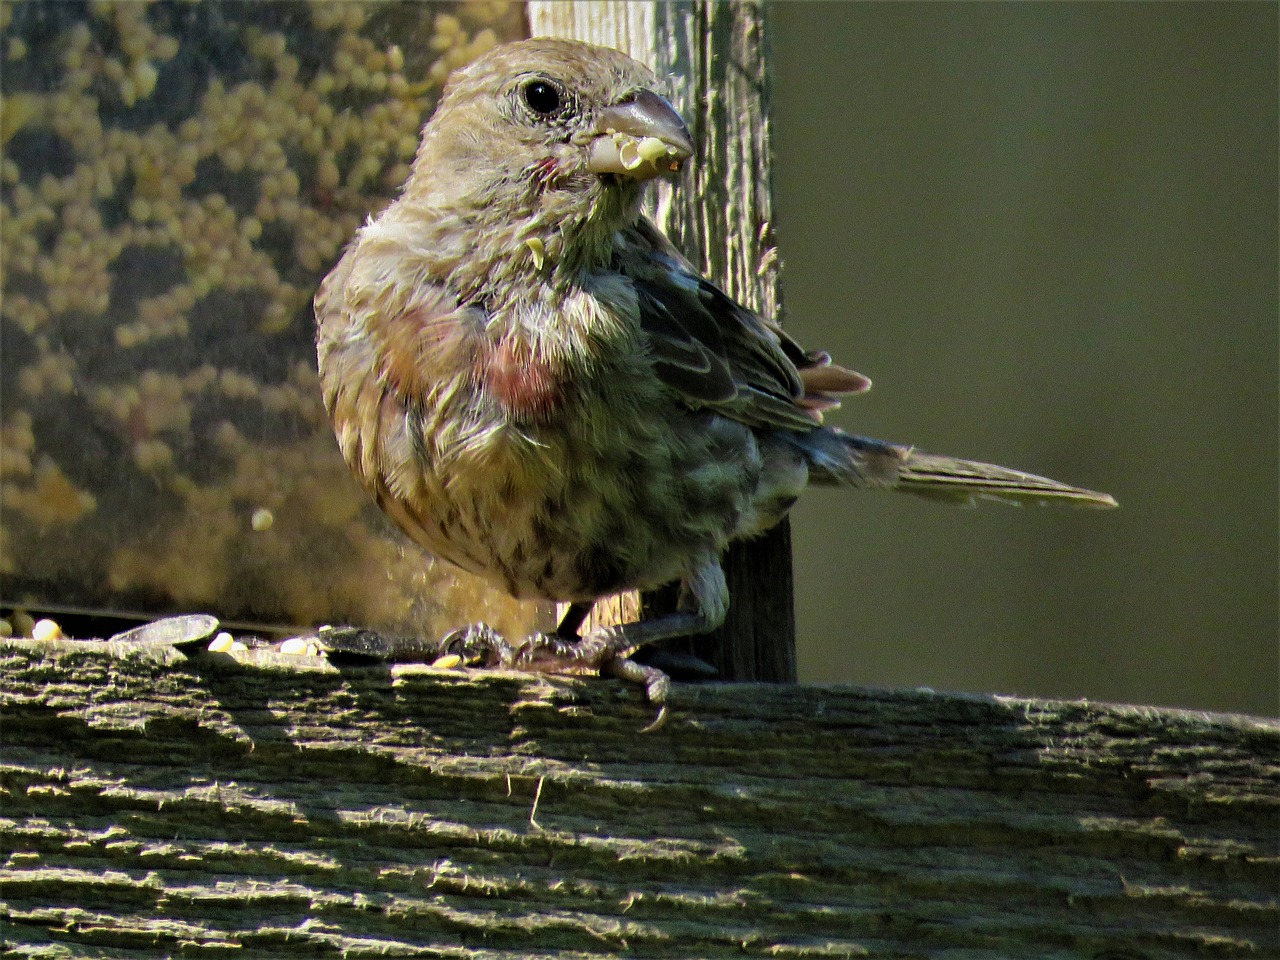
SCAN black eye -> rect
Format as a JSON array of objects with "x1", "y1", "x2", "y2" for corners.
[{"x1": 522, "y1": 79, "x2": 562, "y2": 116}]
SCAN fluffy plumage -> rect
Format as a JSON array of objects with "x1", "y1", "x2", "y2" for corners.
[{"x1": 315, "y1": 38, "x2": 1114, "y2": 710}]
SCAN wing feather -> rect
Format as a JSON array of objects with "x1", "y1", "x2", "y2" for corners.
[{"x1": 618, "y1": 218, "x2": 868, "y2": 431}]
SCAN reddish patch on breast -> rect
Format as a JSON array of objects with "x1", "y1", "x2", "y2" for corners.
[
  {"x1": 480, "y1": 338, "x2": 563, "y2": 421},
  {"x1": 368, "y1": 295, "x2": 473, "y2": 399}
]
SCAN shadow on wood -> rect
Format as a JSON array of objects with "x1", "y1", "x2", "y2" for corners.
[{"x1": 2, "y1": 638, "x2": 1276, "y2": 958}]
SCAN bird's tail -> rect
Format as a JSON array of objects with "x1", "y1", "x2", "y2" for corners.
[{"x1": 800, "y1": 431, "x2": 1117, "y2": 508}]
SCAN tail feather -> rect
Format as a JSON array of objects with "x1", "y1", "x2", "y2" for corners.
[
  {"x1": 896, "y1": 448, "x2": 1117, "y2": 508},
  {"x1": 802, "y1": 431, "x2": 1117, "y2": 508}
]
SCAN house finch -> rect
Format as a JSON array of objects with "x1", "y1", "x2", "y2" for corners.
[{"x1": 315, "y1": 38, "x2": 1115, "y2": 716}]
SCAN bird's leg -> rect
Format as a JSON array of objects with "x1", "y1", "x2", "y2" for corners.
[{"x1": 555, "y1": 601, "x2": 593, "y2": 639}]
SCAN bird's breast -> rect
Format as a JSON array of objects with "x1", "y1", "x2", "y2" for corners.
[
  {"x1": 474, "y1": 336, "x2": 564, "y2": 422},
  {"x1": 346, "y1": 280, "x2": 785, "y2": 603}
]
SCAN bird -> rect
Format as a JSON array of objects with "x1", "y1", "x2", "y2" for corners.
[{"x1": 314, "y1": 37, "x2": 1115, "y2": 718}]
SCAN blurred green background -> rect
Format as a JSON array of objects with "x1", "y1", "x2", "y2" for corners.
[{"x1": 769, "y1": 2, "x2": 1277, "y2": 717}]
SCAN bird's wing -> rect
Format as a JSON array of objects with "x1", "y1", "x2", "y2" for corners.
[{"x1": 617, "y1": 218, "x2": 869, "y2": 432}]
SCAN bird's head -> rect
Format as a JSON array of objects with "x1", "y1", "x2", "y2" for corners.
[{"x1": 404, "y1": 38, "x2": 693, "y2": 233}]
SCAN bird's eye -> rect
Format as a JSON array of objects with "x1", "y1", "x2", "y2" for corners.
[{"x1": 522, "y1": 79, "x2": 562, "y2": 116}]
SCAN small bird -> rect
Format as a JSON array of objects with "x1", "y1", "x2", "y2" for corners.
[{"x1": 315, "y1": 37, "x2": 1115, "y2": 714}]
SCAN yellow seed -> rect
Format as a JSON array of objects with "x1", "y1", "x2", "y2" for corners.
[
  {"x1": 132, "y1": 59, "x2": 159, "y2": 99},
  {"x1": 0, "y1": 94, "x2": 40, "y2": 146},
  {"x1": 32, "y1": 618, "x2": 63, "y2": 642},
  {"x1": 636, "y1": 136, "x2": 671, "y2": 163},
  {"x1": 617, "y1": 136, "x2": 644, "y2": 171},
  {"x1": 250, "y1": 507, "x2": 274, "y2": 531},
  {"x1": 315, "y1": 155, "x2": 340, "y2": 192},
  {"x1": 431, "y1": 654, "x2": 463, "y2": 670},
  {"x1": 524, "y1": 236, "x2": 545, "y2": 269},
  {"x1": 280, "y1": 637, "x2": 320, "y2": 656},
  {"x1": 208, "y1": 632, "x2": 235, "y2": 653},
  {"x1": 259, "y1": 301, "x2": 291, "y2": 334}
]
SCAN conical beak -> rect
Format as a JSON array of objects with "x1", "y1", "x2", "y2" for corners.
[{"x1": 586, "y1": 89, "x2": 694, "y2": 180}]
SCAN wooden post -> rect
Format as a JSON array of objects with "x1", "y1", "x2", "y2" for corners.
[
  {"x1": 528, "y1": 0, "x2": 796, "y2": 682},
  {"x1": 3, "y1": 638, "x2": 1277, "y2": 957}
]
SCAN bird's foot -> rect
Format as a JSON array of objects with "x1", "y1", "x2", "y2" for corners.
[
  {"x1": 514, "y1": 631, "x2": 670, "y2": 731},
  {"x1": 319, "y1": 622, "x2": 671, "y2": 730}
]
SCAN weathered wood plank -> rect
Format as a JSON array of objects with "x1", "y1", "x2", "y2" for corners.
[{"x1": 2, "y1": 637, "x2": 1276, "y2": 958}]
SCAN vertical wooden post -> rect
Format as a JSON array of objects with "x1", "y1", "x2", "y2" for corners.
[{"x1": 527, "y1": 1, "x2": 795, "y2": 683}]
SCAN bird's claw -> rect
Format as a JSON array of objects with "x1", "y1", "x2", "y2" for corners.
[
  {"x1": 605, "y1": 655, "x2": 671, "y2": 731},
  {"x1": 438, "y1": 622, "x2": 517, "y2": 668},
  {"x1": 450, "y1": 626, "x2": 672, "y2": 730},
  {"x1": 510, "y1": 629, "x2": 595, "y2": 669},
  {"x1": 527, "y1": 630, "x2": 671, "y2": 730}
]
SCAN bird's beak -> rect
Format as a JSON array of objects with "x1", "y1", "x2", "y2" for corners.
[{"x1": 586, "y1": 89, "x2": 694, "y2": 180}]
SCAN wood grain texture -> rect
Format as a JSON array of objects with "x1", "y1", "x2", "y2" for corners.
[
  {"x1": 528, "y1": 0, "x2": 796, "y2": 682},
  {"x1": 3, "y1": 637, "x2": 1277, "y2": 958}
]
